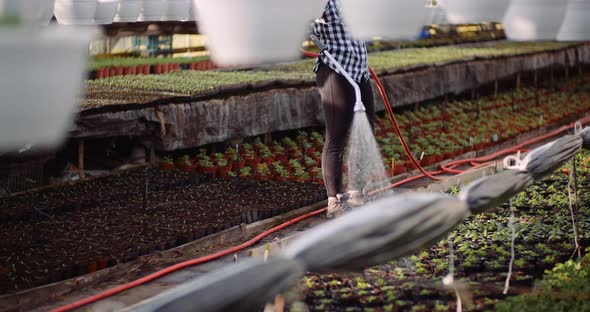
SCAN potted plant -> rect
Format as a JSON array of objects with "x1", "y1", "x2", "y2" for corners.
[
  {"x1": 256, "y1": 163, "x2": 271, "y2": 180},
  {"x1": 272, "y1": 162, "x2": 290, "y2": 181},
  {"x1": 175, "y1": 155, "x2": 195, "y2": 172},
  {"x1": 159, "y1": 156, "x2": 175, "y2": 170},
  {"x1": 271, "y1": 142, "x2": 288, "y2": 163},
  {"x1": 240, "y1": 166, "x2": 252, "y2": 179},
  {"x1": 313, "y1": 167, "x2": 324, "y2": 185},
  {"x1": 198, "y1": 158, "x2": 216, "y2": 178},
  {"x1": 216, "y1": 157, "x2": 232, "y2": 178}
]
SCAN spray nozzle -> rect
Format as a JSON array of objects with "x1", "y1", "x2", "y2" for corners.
[{"x1": 354, "y1": 101, "x2": 366, "y2": 112}]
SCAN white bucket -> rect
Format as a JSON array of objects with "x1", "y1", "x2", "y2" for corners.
[
  {"x1": 40, "y1": 0, "x2": 55, "y2": 25},
  {"x1": 187, "y1": 0, "x2": 196, "y2": 21},
  {"x1": 138, "y1": 0, "x2": 162, "y2": 21},
  {"x1": 162, "y1": 0, "x2": 189, "y2": 21},
  {"x1": 193, "y1": 0, "x2": 327, "y2": 66},
  {"x1": 114, "y1": 0, "x2": 142, "y2": 23},
  {"x1": 339, "y1": 0, "x2": 428, "y2": 40},
  {"x1": 0, "y1": 0, "x2": 55, "y2": 25},
  {"x1": 0, "y1": 26, "x2": 97, "y2": 149},
  {"x1": 54, "y1": 0, "x2": 97, "y2": 24},
  {"x1": 503, "y1": 0, "x2": 568, "y2": 41},
  {"x1": 441, "y1": 0, "x2": 511, "y2": 24},
  {"x1": 557, "y1": 0, "x2": 590, "y2": 41},
  {"x1": 95, "y1": 0, "x2": 118, "y2": 24}
]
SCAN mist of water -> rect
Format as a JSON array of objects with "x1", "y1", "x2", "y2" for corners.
[{"x1": 346, "y1": 111, "x2": 392, "y2": 199}]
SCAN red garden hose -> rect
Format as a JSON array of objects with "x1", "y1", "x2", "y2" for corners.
[
  {"x1": 51, "y1": 52, "x2": 590, "y2": 312},
  {"x1": 51, "y1": 209, "x2": 327, "y2": 312}
]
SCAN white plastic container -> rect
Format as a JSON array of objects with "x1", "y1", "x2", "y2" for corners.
[
  {"x1": 94, "y1": 0, "x2": 118, "y2": 24},
  {"x1": 114, "y1": 0, "x2": 142, "y2": 22},
  {"x1": 503, "y1": 0, "x2": 568, "y2": 41},
  {"x1": 187, "y1": 0, "x2": 196, "y2": 21},
  {"x1": 38, "y1": 0, "x2": 56, "y2": 25},
  {"x1": 138, "y1": 0, "x2": 163, "y2": 21},
  {"x1": 54, "y1": 0, "x2": 97, "y2": 24},
  {"x1": 0, "y1": 0, "x2": 55, "y2": 25},
  {"x1": 193, "y1": 0, "x2": 327, "y2": 66},
  {"x1": 557, "y1": 0, "x2": 590, "y2": 41},
  {"x1": 442, "y1": 0, "x2": 511, "y2": 24},
  {"x1": 424, "y1": 5, "x2": 447, "y2": 26},
  {"x1": 162, "y1": 0, "x2": 189, "y2": 21},
  {"x1": 340, "y1": 0, "x2": 428, "y2": 40},
  {"x1": 0, "y1": 26, "x2": 97, "y2": 149}
]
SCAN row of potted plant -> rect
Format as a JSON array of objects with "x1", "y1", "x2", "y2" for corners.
[
  {"x1": 158, "y1": 77, "x2": 590, "y2": 184},
  {"x1": 90, "y1": 56, "x2": 216, "y2": 80}
]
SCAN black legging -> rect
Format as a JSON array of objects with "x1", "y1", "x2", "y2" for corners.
[{"x1": 316, "y1": 63, "x2": 375, "y2": 198}]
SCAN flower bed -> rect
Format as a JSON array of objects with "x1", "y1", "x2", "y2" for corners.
[
  {"x1": 87, "y1": 42, "x2": 570, "y2": 91},
  {"x1": 296, "y1": 153, "x2": 590, "y2": 311},
  {"x1": 85, "y1": 35, "x2": 513, "y2": 80},
  {"x1": 0, "y1": 168, "x2": 324, "y2": 294}
]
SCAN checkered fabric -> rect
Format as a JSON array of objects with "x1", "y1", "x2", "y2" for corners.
[{"x1": 313, "y1": 0, "x2": 369, "y2": 82}]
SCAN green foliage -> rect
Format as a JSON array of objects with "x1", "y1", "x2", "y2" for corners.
[
  {"x1": 496, "y1": 249, "x2": 590, "y2": 312},
  {"x1": 88, "y1": 55, "x2": 210, "y2": 70}
]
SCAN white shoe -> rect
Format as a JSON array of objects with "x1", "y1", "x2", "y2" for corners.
[
  {"x1": 347, "y1": 190, "x2": 367, "y2": 207},
  {"x1": 326, "y1": 194, "x2": 350, "y2": 218}
]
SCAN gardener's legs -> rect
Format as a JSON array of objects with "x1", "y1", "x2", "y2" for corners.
[{"x1": 317, "y1": 64, "x2": 356, "y2": 198}]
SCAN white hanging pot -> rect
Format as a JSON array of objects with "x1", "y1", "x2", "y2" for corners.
[
  {"x1": 187, "y1": 0, "x2": 196, "y2": 21},
  {"x1": 138, "y1": 0, "x2": 162, "y2": 21},
  {"x1": 114, "y1": 0, "x2": 142, "y2": 22},
  {"x1": 0, "y1": 0, "x2": 55, "y2": 25},
  {"x1": 54, "y1": 0, "x2": 97, "y2": 24},
  {"x1": 95, "y1": 0, "x2": 118, "y2": 24},
  {"x1": 441, "y1": 0, "x2": 511, "y2": 24},
  {"x1": 557, "y1": 0, "x2": 590, "y2": 41},
  {"x1": 424, "y1": 5, "x2": 447, "y2": 26},
  {"x1": 162, "y1": 0, "x2": 189, "y2": 21},
  {"x1": 40, "y1": 0, "x2": 55, "y2": 25},
  {"x1": 193, "y1": 0, "x2": 327, "y2": 66},
  {"x1": 503, "y1": 0, "x2": 568, "y2": 41},
  {"x1": 0, "y1": 26, "x2": 97, "y2": 149},
  {"x1": 340, "y1": 0, "x2": 428, "y2": 40}
]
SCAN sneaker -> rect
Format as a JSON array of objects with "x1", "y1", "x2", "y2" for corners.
[
  {"x1": 326, "y1": 194, "x2": 350, "y2": 218},
  {"x1": 347, "y1": 190, "x2": 367, "y2": 207}
]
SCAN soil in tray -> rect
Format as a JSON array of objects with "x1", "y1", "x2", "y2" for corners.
[{"x1": 0, "y1": 168, "x2": 325, "y2": 295}]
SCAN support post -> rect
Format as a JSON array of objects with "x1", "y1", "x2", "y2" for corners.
[
  {"x1": 78, "y1": 141, "x2": 85, "y2": 179},
  {"x1": 494, "y1": 80, "x2": 499, "y2": 99},
  {"x1": 534, "y1": 70, "x2": 539, "y2": 106},
  {"x1": 264, "y1": 132, "x2": 272, "y2": 145},
  {"x1": 149, "y1": 143, "x2": 156, "y2": 166}
]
